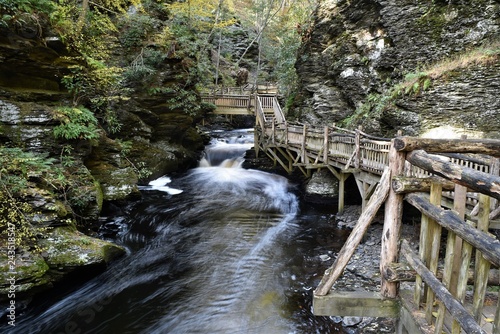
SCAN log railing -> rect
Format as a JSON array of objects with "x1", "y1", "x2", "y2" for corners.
[
  {"x1": 254, "y1": 100, "x2": 500, "y2": 332},
  {"x1": 388, "y1": 141, "x2": 500, "y2": 334}
]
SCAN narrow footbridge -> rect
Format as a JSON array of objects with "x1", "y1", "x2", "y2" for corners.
[{"x1": 210, "y1": 91, "x2": 500, "y2": 334}]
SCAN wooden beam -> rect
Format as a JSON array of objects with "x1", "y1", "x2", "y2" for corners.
[
  {"x1": 400, "y1": 240, "x2": 487, "y2": 334},
  {"x1": 405, "y1": 193, "x2": 500, "y2": 267},
  {"x1": 314, "y1": 167, "x2": 391, "y2": 296},
  {"x1": 384, "y1": 263, "x2": 500, "y2": 285},
  {"x1": 394, "y1": 137, "x2": 500, "y2": 156},
  {"x1": 406, "y1": 150, "x2": 500, "y2": 200},
  {"x1": 391, "y1": 176, "x2": 455, "y2": 193},
  {"x1": 313, "y1": 291, "x2": 399, "y2": 318},
  {"x1": 380, "y1": 141, "x2": 406, "y2": 298}
]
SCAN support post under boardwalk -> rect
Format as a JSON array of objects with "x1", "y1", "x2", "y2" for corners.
[
  {"x1": 314, "y1": 167, "x2": 391, "y2": 296},
  {"x1": 380, "y1": 140, "x2": 406, "y2": 298}
]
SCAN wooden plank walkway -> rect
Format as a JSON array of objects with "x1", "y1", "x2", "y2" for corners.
[{"x1": 203, "y1": 92, "x2": 500, "y2": 334}]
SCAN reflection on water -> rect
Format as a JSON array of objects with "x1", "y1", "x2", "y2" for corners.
[{"x1": 4, "y1": 129, "x2": 346, "y2": 334}]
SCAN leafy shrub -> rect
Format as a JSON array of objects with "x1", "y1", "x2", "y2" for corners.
[
  {"x1": 0, "y1": 147, "x2": 61, "y2": 193},
  {"x1": 0, "y1": 0, "x2": 54, "y2": 27},
  {"x1": 119, "y1": 14, "x2": 161, "y2": 49},
  {"x1": 0, "y1": 190, "x2": 45, "y2": 252},
  {"x1": 0, "y1": 147, "x2": 66, "y2": 251},
  {"x1": 52, "y1": 106, "x2": 100, "y2": 141}
]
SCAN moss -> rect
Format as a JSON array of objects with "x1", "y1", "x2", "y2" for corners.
[
  {"x1": 41, "y1": 227, "x2": 126, "y2": 268},
  {"x1": 416, "y1": 4, "x2": 449, "y2": 42},
  {"x1": 93, "y1": 178, "x2": 104, "y2": 213},
  {"x1": 0, "y1": 252, "x2": 50, "y2": 294}
]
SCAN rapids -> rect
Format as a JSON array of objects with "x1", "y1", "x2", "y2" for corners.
[{"x1": 3, "y1": 129, "x2": 347, "y2": 334}]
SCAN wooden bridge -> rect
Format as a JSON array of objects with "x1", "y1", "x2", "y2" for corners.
[
  {"x1": 200, "y1": 84, "x2": 279, "y2": 116},
  {"x1": 203, "y1": 92, "x2": 500, "y2": 333}
]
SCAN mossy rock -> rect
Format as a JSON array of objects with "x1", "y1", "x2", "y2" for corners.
[
  {"x1": 0, "y1": 252, "x2": 50, "y2": 295},
  {"x1": 41, "y1": 227, "x2": 126, "y2": 270},
  {"x1": 90, "y1": 164, "x2": 140, "y2": 201}
]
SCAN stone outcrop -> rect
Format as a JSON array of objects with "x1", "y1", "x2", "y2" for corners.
[
  {"x1": 0, "y1": 227, "x2": 125, "y2": 296},
  {"x1": 0, "y1": 15, "x2": 205, "y2": 296},
  {"x1": 292, "y1": 0, "x2": 500, "y2": 138}
]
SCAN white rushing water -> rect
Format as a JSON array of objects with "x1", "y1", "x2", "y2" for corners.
[{"x1": 9, "y1": 129, "x2": 310, "y2": 334}]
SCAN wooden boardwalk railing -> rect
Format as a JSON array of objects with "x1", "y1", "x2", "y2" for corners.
[
  {"x1": 200, "y1": 90, "x2": 500, "y2": 332},
  {"x1": 252, "y1": 96, "x2": 500, "y2": 334}
]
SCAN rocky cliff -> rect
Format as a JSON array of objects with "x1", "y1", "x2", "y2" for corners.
[
  {"x1": 0, "y1": 11, "x2": 207, "y2": 296},
  {"x1": 291, "y1": 0, "x2": 500, "y2": 138}
]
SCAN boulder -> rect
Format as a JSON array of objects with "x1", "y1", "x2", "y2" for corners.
[
  {"x1": 41, "y1": 227, "x2": 126, "y2": 272},
  {"x1": 304, "y1": 169, "x2": 339, "y2": 204}
]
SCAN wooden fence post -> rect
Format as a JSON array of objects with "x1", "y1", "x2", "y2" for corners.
[
  {"x1": 301, "y1": 124, "x2": 307, "y2": 163},
  {"x1": 355, "y1": 126, "x2": 362, "y2": 169},
  {"x1": 323, "y1": 126, "x2": 329, "y2": 163},
  {"x1": 380, "y1": 139, "x2": 406, "y2": 298}
]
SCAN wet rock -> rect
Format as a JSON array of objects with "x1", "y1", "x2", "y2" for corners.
[
  {"x1": 41, "y1": 227, "x2": 126, "y2": 273},
  {"x1": 0, "y1": 99, "x2": 60, "y2": 153},
  {"x1": 0, "y1": 252, "x2": 50, "y2": 295},
  {"x1": 342, "y1": 316, "x2": 363, "y2": 327}
]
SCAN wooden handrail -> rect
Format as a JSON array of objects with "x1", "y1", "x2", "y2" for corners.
[{"x1": 251, "y1": 89, "x2": 500, "y2": 332}]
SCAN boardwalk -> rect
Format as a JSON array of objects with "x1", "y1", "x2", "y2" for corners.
[{"x1": 207, "y1": 93, "x2": 500, "y2": 334}]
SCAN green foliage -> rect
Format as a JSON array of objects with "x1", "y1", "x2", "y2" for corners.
[
  {"x1": 340, "y1": 93, "x2": 393, "y2": 127},
  {"x1": 148, "y1": 85, "x2": 201, "y2": 116},
  {"x1": 119, "y1": 14, "x2": 161, "y2": 49},
  {"x1": 52, "y1": 106, "x2": 100, "y2": 141},
  {"x1": 61, "y1": 59, "x2": 123, "y2": 104},
  {"x1": 0, "y1": 147, "x2": 72, "y2": 251},
  {"x1": 0, "y1": 147, "x2": 62, "y2": 193},
  {"x1": 166, "y1": 0, "x2": 237, "y2": 31},
  {"x1": 115, "y1": 140, "x2": 152, "y2": 180},
  {"x1": 0, "y1": 190, "x2": 46, "y2": 252},
  {"x1": 0, "y1": 0, "x2": 55, "y2": 28}
]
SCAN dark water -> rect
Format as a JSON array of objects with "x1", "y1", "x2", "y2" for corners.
[{"x1": 3, "y1": 130, "x2": 349, "y2": 334}]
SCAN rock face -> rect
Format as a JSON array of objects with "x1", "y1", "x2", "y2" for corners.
[
  {"x1": 0, "y1": 17, "x2": 205, "y2": 296},
  {"x1": 292, "y1": 0, "x2": 500, "y2": 138}
]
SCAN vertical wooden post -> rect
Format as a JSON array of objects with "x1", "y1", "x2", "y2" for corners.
[
  {"x1": 272, "y1": 119, "x2": 276, "y2": 145},
  {"x1": 424, "y1": 183, "x2": 443, "y2": 324},
  {"x1": 254, "y1": 110, "x2": 260, "y2": 157},
  {"x1": 323, "y1": 126, "x2": 329, "y2": 163},
  {"x1": 472, "y1": 194, "x2": 491, "y2": 321},
  {"x1": 435, "y1": 185, "x2": 466, "y2": 333},
  {"x1": 338, "y1": 173, "x2": 349, "y2": 214},
  {"x1": 355, "y1": 126, "x2": 362, "y2": 169},
  {"x1": 451, "y1": 185, "x2": 472, "y2": 334},
  {"x1": 380, "y1": 140, "x2": 406, "y2": 298},
  {"x1": 301, "y1": 124, "x2": 307, "y2": 163},
  {"x1": 284, "y1": 121, "x2": 289, "y2": 146}
]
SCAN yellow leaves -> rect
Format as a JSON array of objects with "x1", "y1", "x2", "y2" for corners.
[{"x1": 166, "y1": 0, "x2": 236, "y2": 32}]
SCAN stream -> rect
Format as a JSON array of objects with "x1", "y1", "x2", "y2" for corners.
[{"x1": 6, "y1": 129, "x2": 351, "y2": 334}]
